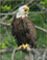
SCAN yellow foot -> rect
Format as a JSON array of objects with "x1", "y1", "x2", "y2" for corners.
[
  {"x1": 19, "y1": 44, "x2": 30, "y2": 49},
  {"x1": 18, "y1": 44, "x2": 30, "y2": 49},
  {"x1": 23, "y1": 44, "x2": 30, "y2": 49}
]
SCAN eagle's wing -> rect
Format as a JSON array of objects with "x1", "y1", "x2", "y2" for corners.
[{"x1": 24, "y1": 17, "x2": 37, "y2": 47}]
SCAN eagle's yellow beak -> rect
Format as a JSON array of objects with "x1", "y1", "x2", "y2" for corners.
[{"x1": 23, "y1": 5, "x2": 29, "y2": 13}]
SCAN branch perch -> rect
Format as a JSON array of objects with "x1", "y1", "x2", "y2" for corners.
[{"x1": 11, "y1": 47, "x2": 39, "y2": 60}]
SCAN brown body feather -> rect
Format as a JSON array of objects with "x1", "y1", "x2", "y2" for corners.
[{"x1": 11, "y1": 15, "x2": 36, "y2": 48}]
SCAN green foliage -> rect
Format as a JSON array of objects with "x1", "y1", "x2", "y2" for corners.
[
  {"x1": 29, "y1": 12, "x2": 47, "y2": 48},
  {"x1": 0, "y1": 26, "x2": 17, "y2": 49},
  {"x1": 40, "y1": 0, "x2": 47, "y2": 7},
  {"x1": 0, "y1": 42, "x2": 7, "y2": 49},
  {"x1": 2, "y1": 5, "x2": 12, "y2": 11}
]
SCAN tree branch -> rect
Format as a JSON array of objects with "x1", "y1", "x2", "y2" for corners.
[
  {"x1": 0, "y1": 48, "x2": 13, "y2": 54},
  {"x1": 35, "y1": 25, "x2": 47, "y2": 33},
  {"x1": 0, "y1": 22, "x2": 11, "y2": 27}
]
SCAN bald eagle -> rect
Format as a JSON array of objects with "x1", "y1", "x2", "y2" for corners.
[{"x1": 11, "y1": 5, "x2": 36, "y2": 49}]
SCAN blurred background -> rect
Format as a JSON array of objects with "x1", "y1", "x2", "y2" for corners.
[{"x1": 0, "y1": 0, "x2": 47, "y2": 60}]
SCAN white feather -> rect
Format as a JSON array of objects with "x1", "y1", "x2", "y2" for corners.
[{"x1": 16, "y1": 5, "x2": 28, "y2": 18}]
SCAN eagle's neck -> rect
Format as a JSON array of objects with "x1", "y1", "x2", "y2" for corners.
[{"x1": 16, "y1": 12, "x2": 28, "y2": 19}]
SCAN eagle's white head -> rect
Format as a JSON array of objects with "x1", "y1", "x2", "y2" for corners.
[{"x1": 16, "y1": 5, "x2": 29, "y2": 18}]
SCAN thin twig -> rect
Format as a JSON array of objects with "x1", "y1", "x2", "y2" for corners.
[
  {"x1": 0, "y1": 22, "x2": 11, "y2": 27},
  {"x1": 0, "y1": 48, "x2": 13, "y2": 54},
  {"x1": 35, "y1": 25, "x2": 47, "y2": 33},
  {"x1": 42, "y1": 49, "x2": 47, "y2": 60},
  {"x1": 11, "y1": 47, "x2": 21, "y2": 60},
  {"x1": 0, "y1": 15, "x2": 8, "y2": 21}
]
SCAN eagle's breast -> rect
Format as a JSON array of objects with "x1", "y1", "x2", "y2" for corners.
[{"x1": 11, "y1": 16, "x2": 36, "y2": 47}]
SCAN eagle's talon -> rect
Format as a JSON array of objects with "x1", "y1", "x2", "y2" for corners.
[
  {"x1": 18, "y1": 44, "x2": 29, "y2": 49},
  {"x1": 22, "y1": 44, "x2": 30, "y2": 49}
]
